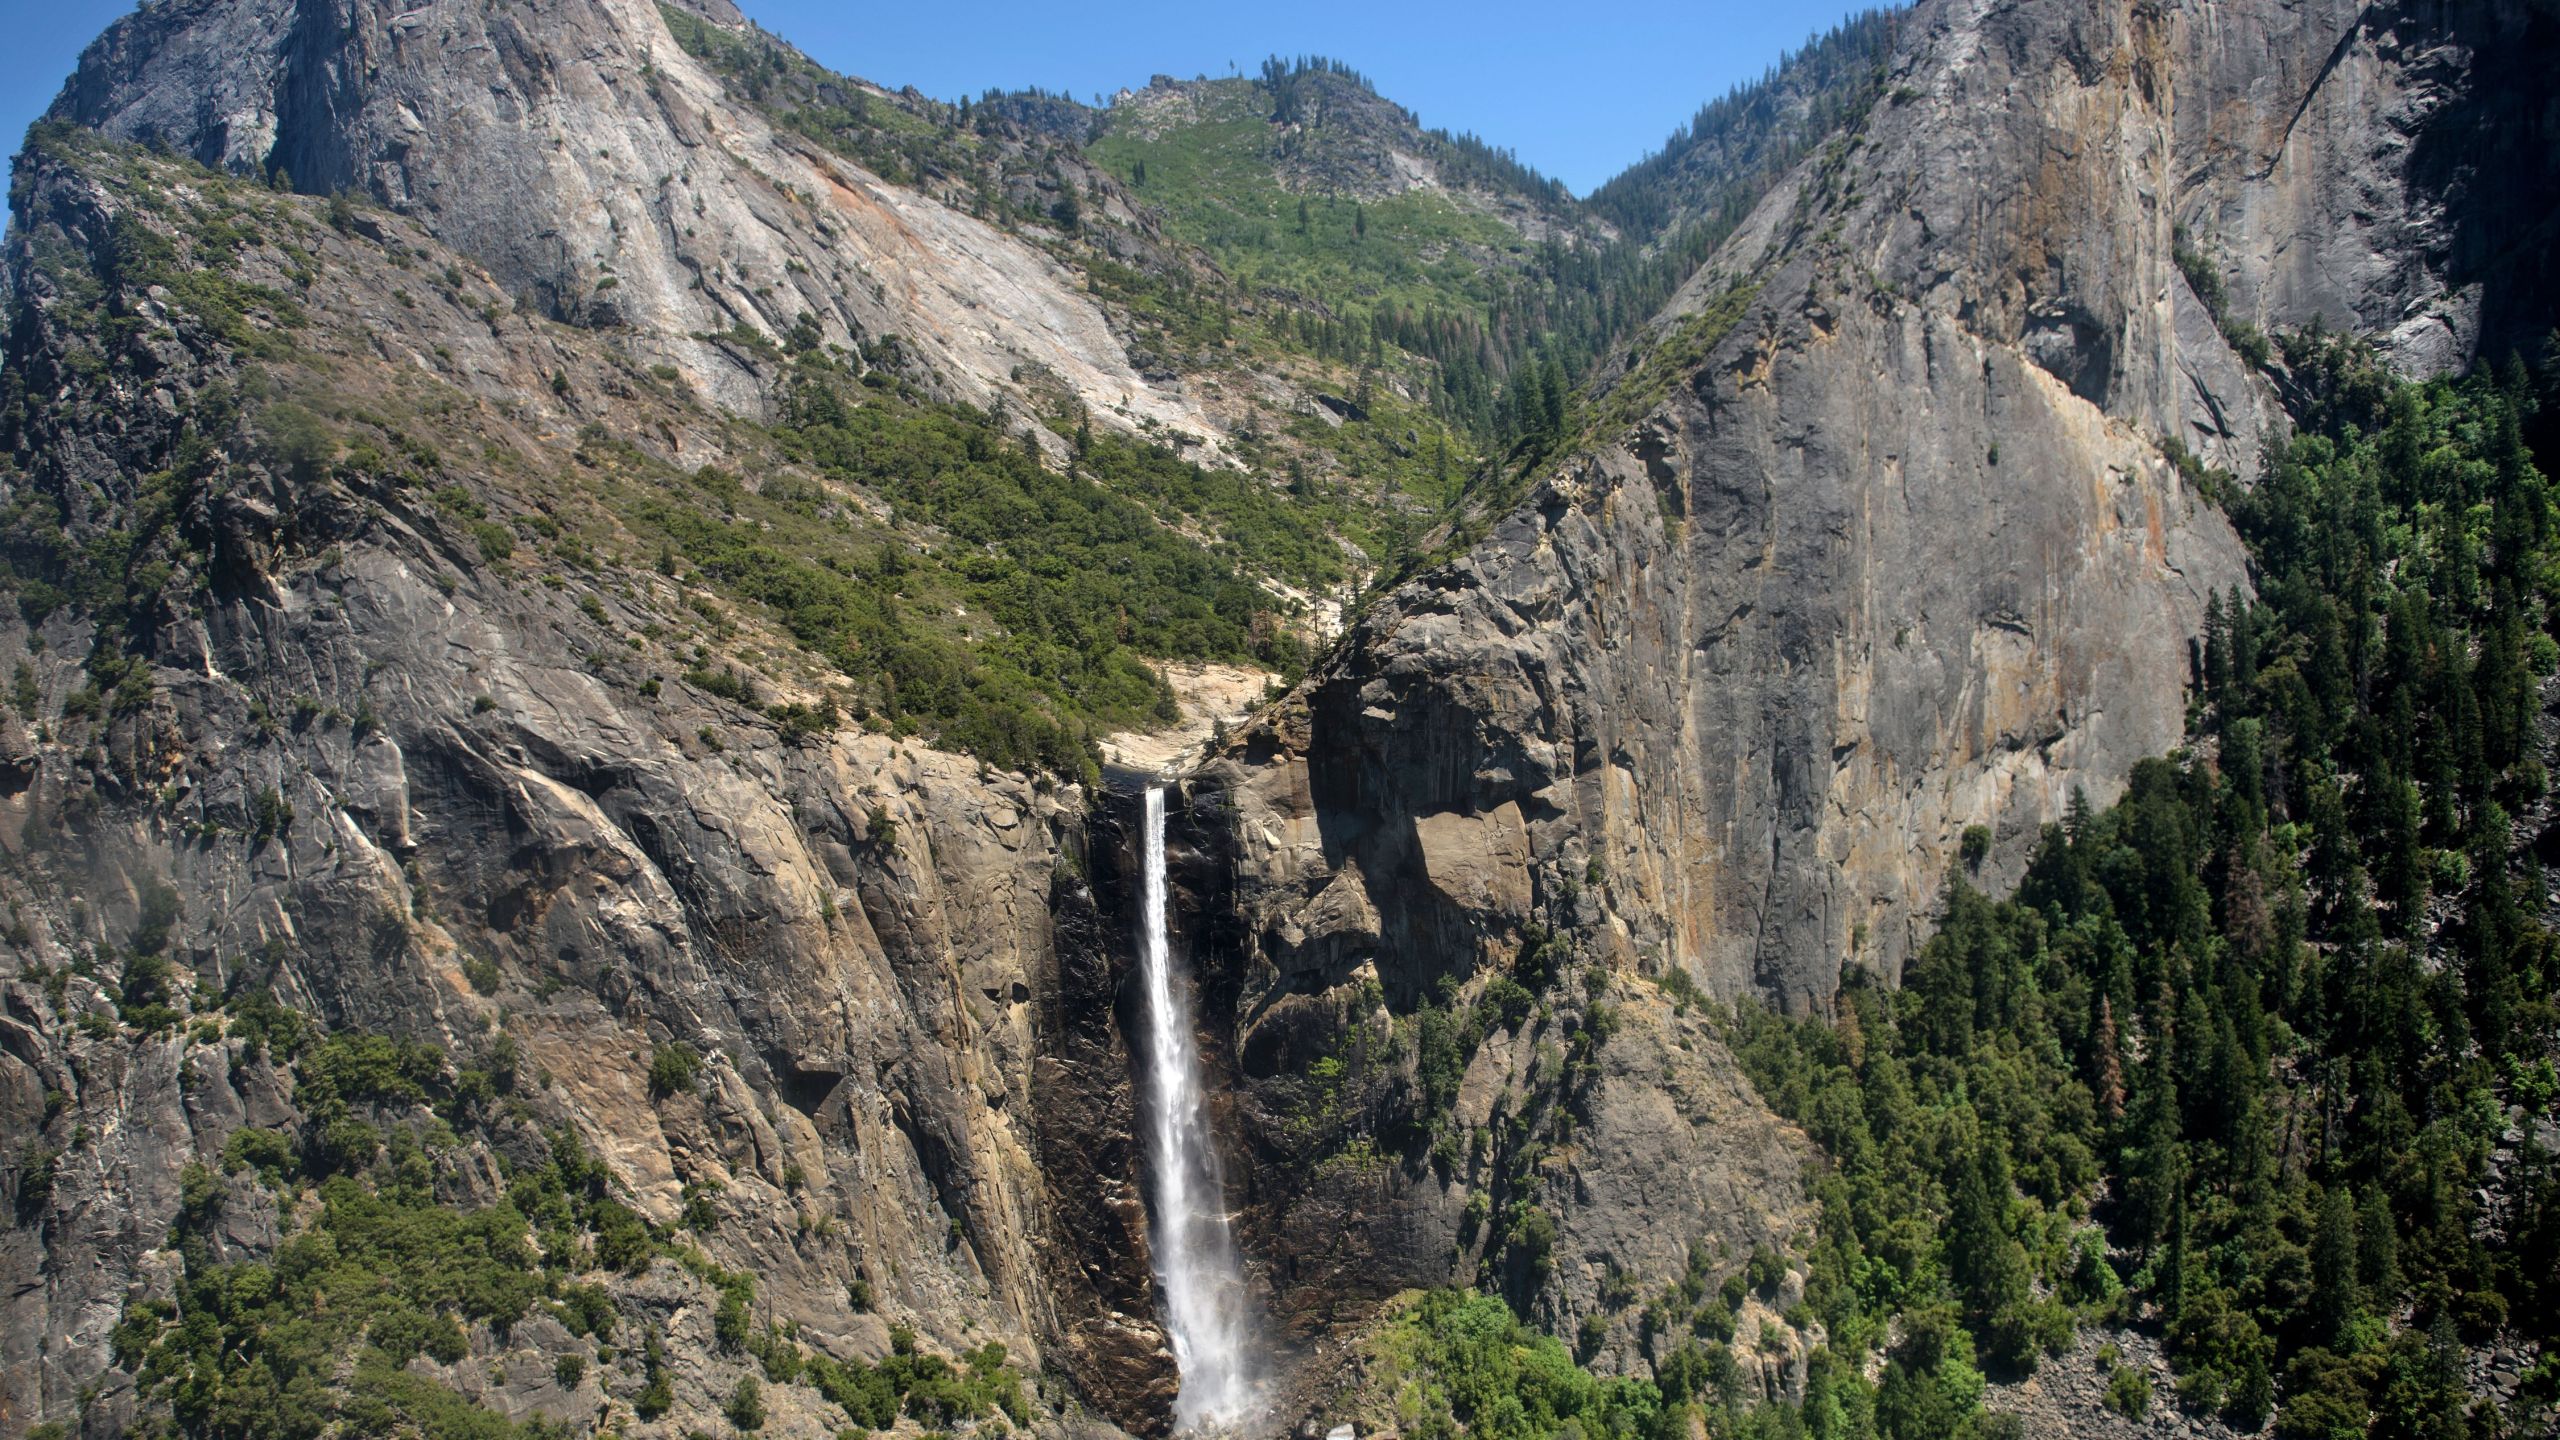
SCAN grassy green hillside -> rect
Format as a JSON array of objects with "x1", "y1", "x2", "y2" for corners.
[{"x1": 1089, "y1": 77, "x2": 1551, "y2": 321}]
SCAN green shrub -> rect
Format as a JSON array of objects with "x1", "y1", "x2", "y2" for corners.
[
  {"x1": 250, "y1": 786, "x2": 293, "y2": 842},
  {"x1": 726, "y1": 1375, "x2": 767, "y2": 1430},
  {"x1": 557, "y1": 1283, "x2": 617, "y2": 1340},
  {"x1": 222, "y1": 1126, "x2": 296, "y2": 1183},
  {"x1": 647, "y1": 1043, "x2": 702, "y2": 1097},
  {"x1": 714, "y1": 1286, "x2": 752, "y2": 1351},
  {"x1": 588, "y1": 1199, "x2": 654, "y2": 1274},
  {"x1": 2106, "y1": 1365, "x2": 2151, "y2": 1418},
  {"x1": 14, "y1": 1144, "x2": 57, "y2": 1220},
  {"x1": 1958, "y1": 823, "x2": 1991, "y2": 870},
  {"x1": 1504, "y1": 1201, "x2": 1557, "y2": 1277},
  {"x1": 471, "y1": 521, "x2": 514, "y2": 563}
]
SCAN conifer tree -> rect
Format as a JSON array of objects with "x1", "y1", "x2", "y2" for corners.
[{"x1": 2308, "y1": 1183, "x2": 2361, "y2": 1346}]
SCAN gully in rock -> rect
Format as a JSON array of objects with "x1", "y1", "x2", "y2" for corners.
[{"x1": 1136, "y1": 784, "x2": 1259, "y2": 1430}]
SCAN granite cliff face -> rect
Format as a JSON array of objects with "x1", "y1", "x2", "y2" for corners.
[
  {"x1": 2167, "y1": 0, "x2": 2560, "y2": 374},
  {"x1": 1213, "y1": 0, "x2": 2560, "y2": 1016},
  {"x1": 0, "y1": 133, "x2": 1181, "y2": 1436},
  {"x1": 1188, "y1": 0, "x2": 2557, "y2": 1349},
  {"x1": 1, "y1": 0, "x2": 2554, "y2": 1436},
  {"x1": 54, "y1": 0, "x2": 1227, "y2": 443}
]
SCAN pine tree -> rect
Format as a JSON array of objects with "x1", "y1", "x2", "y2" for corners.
[
  {"x1": 2308, "y1": 1182, "x2": 2362, "y2": 1345},
  {"x1": 1834, "y1": 992, "x2": 1866, "y2": 1071},
  {"x1": 2126, "y1": 1008, "x2": 2185, "y2": 1255},
  {"x1": 2228, "y1": 588, "x2": 2259, "y2": 691},
  {"x1": 2065, "y1": 784, "x2": 2095, "y2": 844},
  {"x1": 1948, "y1": 1138, "x2": 2039, "y2": 1370},
  {"x1": 2354, "y1": 1177, "x2": 2401, "y2": 1302},
  {"x1": 2203, "y1": 591, "x2": 2231, "y2": 699},
  {"x1": 2092, "y1": 996, "x2": 2126, "y2": 1123}
]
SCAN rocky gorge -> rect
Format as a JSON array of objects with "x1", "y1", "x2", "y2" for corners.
[{"x1": 0, "y1": 0, "x2": 2555, "y2": 1438}]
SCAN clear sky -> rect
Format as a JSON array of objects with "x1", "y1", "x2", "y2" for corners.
[{"x1": 3, "y1": 0, "x2": 1874, "y2": 199}]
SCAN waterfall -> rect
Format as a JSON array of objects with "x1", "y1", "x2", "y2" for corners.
[{"x1": 1136, "y1": 785, "x2": 1256, "y2": 1430}]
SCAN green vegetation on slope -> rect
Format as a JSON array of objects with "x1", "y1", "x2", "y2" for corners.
[
  {"x1": 1585, "y1": 11, "x2": 1903, "y2": 239},
  {"x1": 86, "y1": 991, "x2": 1030, "y2": 1439},
  {"x1": 1371, "y1": 1289, "x2": 1672, "y2": 1440},
  {"x1": 1077, "y1": 31, "x2": 1909, "y2": 537},
  {"x1": 1090, "y1": 77, "x2": 1544, "y2": 326},
  {"x1": 1734, "y1": 341, "x2": 2560, "y2": 1439},
  {"x1": 1086, "y1": 60, "x2": 1779, "y2": 464},
  {"x1": 0, "y1": 130, "x2": 1341, "y2": 781},
  {"x1": 1362, "y1": 1286, "x2": 1884, "y2": 1440},
  {"x1": 623, "y1": 346, "x2": 1327, "y2": 778}
]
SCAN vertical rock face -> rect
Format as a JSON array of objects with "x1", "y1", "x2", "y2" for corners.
[
  {"x1": 1186, "y1": 0, "x2": 2555, "y2": 1345},
  {"x1": 1239, "y1": 321, "x2": 2242, "y2": 1016},
  {"x1": 0, "y1": 140, "x2": 1177, "y2": 1435},
  {"x1": 53, "y1": 0, "x2": 1226, "y2": 440},
  {"x1": 2168, "y1": 0, "x2": 2560, "y2": 373},
  {"x1": 1221, "y1": 0, "x2": 2291, "y2": 1020},
  {"x1": 1215, "y1": 0, "x2": 2560, "y2": 1022},
  {"x1": 1193, "y1": 702, "x2": 1820, "y2": 1354}
]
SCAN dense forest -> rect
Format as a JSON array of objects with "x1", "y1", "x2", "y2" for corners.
[
  {"x1": 1716, "y1": 339, "x2": 2560, "y2": 1439},
  {"x1": 1346, "y1": 342, "x2": 2560, "y2": 1440},
  {"x1": 1290, "y1": 340, "x2": 2551, "y2": 1440}
]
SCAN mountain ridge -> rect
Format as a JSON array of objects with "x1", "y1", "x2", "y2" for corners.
[{"x1": 0, "y1": 1, "x2": 2555, "y2": 1438}]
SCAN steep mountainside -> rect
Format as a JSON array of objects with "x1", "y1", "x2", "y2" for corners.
[
  {"x1": 50, "y1": 0, "x2": 1220, "y2": 440},
  {"x1": 0, "y1": 129, "x2": 1186, "y2": 1436},
  {"x1": 1216, "y1": 0, "x2": 2560, "y2": 1021},
  {"x1": 1187, "y1": 0, "x2": 2559, "y2": 1398},
  {"x1": 0, "y1": 4, "x2": 1853, "y2": 1438},
  {"x1": 0, "y1": 1, "x2": 2555, "y2": 1439}
]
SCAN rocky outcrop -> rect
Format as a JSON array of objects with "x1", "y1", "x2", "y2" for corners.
[
  {"x1": 1985, "y1": 1327, "x2": 2246, "y2": 1440},
  {"x1": 0, "y1": 139, "x2": 1176, "y2": 1437},
  {"x1": 1213, "y1": 0, "x2": 2560, "y2": 1028},
  {"x1": 53, "y1": 0, "x2": 1228, "y2": 446},
  {"x1": 1159, "y1": 717, "x2": 1816, "y2": 1378},
  {"x1": 1168, "y1": 0, "x2": 2558, "y2": 1350}
]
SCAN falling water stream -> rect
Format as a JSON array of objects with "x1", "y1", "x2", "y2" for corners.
[{"x1": 1137, "y1": 785, "x2": 1256, "y2": 1430}]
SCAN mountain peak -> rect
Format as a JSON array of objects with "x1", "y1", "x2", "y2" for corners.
[{"x1": 50, "y1": 0, "x2": 1231, "y2": 447}]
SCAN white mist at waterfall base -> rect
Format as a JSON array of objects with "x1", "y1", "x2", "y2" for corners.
[{"x1": 1137, "y1": 785, "x2": 1258, "y2": 1430}]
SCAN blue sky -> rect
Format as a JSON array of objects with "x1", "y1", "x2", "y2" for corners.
[{"x1": 3, "y1": 0, "x2": 1873, "y2": 197}]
